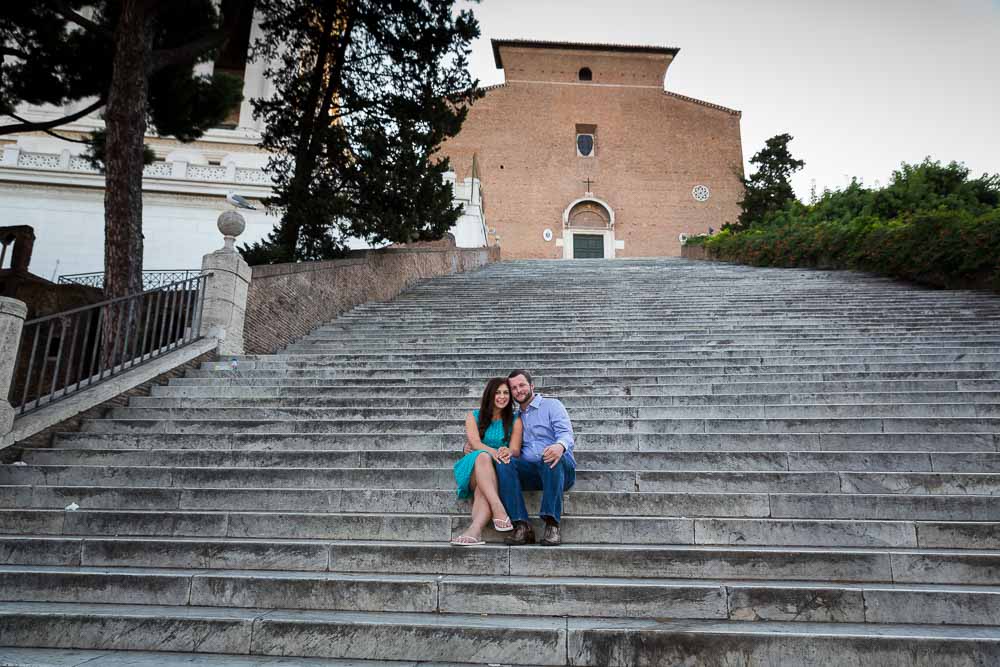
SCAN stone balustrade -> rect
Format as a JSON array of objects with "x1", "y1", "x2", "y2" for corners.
[{"x1": 0, "y1": 147, "x2": 272, "y2": 187}]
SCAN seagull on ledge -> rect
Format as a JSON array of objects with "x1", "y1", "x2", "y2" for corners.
[{"x1": 227, "y1": 192, "x2": 258, "y2": 210}]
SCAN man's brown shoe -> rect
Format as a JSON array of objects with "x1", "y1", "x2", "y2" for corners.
[
  {"x1": 540, "y1": 523, "x2": 561, "y2": 546},
  {"x1": 504, "y1": 522, "x2": 535, "y2": 546}
]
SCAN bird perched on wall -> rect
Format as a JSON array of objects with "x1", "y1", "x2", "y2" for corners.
[{"x1": 226, "y1": 192, "x2": 258, "y2": 210}]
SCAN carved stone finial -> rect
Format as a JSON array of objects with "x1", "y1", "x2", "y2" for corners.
[{"x1": 216, "y1": 210, "x2": 246, "y2": 254}]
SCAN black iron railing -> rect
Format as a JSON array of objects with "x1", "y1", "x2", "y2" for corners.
[
  {"x1": 58, "y1": 270, "x2": 201, "y2": 290},
  {"x1": 11, "y1": 274, "x2": 209, "y2": 416}
]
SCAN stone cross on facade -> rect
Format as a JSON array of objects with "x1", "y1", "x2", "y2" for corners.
[{"x1": 583, "y1": 177, "x2": 595, "y2": 194}]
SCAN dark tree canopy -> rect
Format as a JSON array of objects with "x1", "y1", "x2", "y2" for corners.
[
  {"x1": 734, "y1": 132, "x2": 805, "y2": 230},
  {"x1": 239, "y1": 0, "x2": 481, "y2": 264},
  {"x1": 1, "y1": 1, "x2": 244, "y2": 146}
]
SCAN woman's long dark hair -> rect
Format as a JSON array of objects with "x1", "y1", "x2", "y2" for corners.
[{"x1": 477, "y1": 377, "x2": 514, "y2": 445}]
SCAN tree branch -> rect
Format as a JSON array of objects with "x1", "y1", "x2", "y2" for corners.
[
  {"x1": 6, "y1": 111, "x2": 93, "y2": 144},
  {"x1": 150, "y1": 0, "x2": 249, "y2": 72},
  {"x1": 43, "y1": 129, "x2": 93, "y2": 144},
  {"x1": 50, "y1": 1, "x2": 112, "y2": 39},
  {"x1": 0, "y1": 47, "x2": 30, "y2": 59},
  {"x1": 0, "y1": 98, "x2": 105, "y2": 136},
  {"x1": 151, "y1": 30, "x2": 226, "y2": 71}
]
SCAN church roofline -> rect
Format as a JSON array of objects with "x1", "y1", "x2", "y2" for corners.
[
  {"x1": 664, "y1": 90, "x2": 741, "y2": 116},
  {"x1": 492, "y1": 38, "x2": 680, "y2": 69},
  {"x1": 477, "y1": 82, "x2": 508, "y2": 93}
]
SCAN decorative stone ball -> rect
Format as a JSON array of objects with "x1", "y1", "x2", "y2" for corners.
[{"x1": 217, "y1": 210, "x2": 246, "y2": 238}]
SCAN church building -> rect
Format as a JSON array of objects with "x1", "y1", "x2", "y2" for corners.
[{"x1": 441, "y1": 39, "x2": 744, "y2": 259}]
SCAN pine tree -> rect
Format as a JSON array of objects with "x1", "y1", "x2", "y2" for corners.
[
  {"x1": 239, "y1": 0, "x2": 480, "y2": 264},
  {"x1": 734, "y1": 133, "x2": 805, "y2": 230}
]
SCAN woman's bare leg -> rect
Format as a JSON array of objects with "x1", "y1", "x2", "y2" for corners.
[
  {"x1": 458, "y1": 475, "x2": 491, "y2": 539},
  {"x1": 473, "y1": 455, "x2": 509, "y2": 521}
]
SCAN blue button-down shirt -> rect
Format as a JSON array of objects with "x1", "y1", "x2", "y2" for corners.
[{"x1": 517, "y1": 394, "x2": 576, "y2": 468}]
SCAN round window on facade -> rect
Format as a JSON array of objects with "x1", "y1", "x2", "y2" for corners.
[
  {"x1": 579, "y1": 67, "x2": 592, "y2": 81},
  {"x1": 692, "y1": 185, "x2": 710, "y2": 202},
  {"x1": 577, "y1": 134, "x2": 594, "y2": 157}
]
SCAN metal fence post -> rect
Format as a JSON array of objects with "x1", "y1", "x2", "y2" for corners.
[{"x1": 0, "y1": 297, "x2": 28, "y2": 444}]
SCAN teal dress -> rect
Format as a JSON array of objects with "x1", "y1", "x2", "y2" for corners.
[{"x1": 453, "y1": 409, "x2": 509, "y2": 499}]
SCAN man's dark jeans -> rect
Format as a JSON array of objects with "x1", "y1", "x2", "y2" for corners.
[{"x1": 495, "y1": 457, "x2": 576, "y2": 524}]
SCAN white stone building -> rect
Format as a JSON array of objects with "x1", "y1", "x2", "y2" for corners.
[{"x1": 0, "y1": 13, "x2": 485, "y2": 283}]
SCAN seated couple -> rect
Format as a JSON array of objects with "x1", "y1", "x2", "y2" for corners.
[{"x1": 451, "y1": 369, "x2": 576, "y2": 547}]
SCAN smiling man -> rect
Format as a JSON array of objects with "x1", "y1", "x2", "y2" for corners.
[{"x1": 494, "y1": 368, "x2": 577, "y2": 546}]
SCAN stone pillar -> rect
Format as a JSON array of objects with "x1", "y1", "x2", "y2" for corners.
[
  {"x1": 0, "y1": 297, "x2": 28, "y2": 439},
  {"x1": 200, "y1": 211, "x2": 251, "y2": 357}
]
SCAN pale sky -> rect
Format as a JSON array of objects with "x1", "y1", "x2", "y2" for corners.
[{"x1": 460, "y1": 0, "x2": 1000, "y2": 199}]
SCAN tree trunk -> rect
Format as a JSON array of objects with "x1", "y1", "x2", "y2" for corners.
[
  {"x1": 277, "y1": 6, "x2": 345, "y2": 260},
  {"x1": 102, "y1": 0, "x2": 153, "y2": 365}
]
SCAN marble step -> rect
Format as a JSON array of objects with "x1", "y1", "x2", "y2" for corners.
[
  {"x1": 148, "y1": 379, "x2": 1000, "y2": 398},
  {"x1": 277, "y1": 341, "x2": 1000, "y2": 356},
  {"x1": 104, "y1": 404, "x2": 1000, "y2": 422},
  {"x1": 166, "y1": 370, "x2": 1000, "y2": 387},
  {"x1": 77, "y1": 416, "x2": 1000, "y2": 436},
  {"x1": 10, "y1": 603, "x2": 999, "y2": 665},
  {"x1": 125, "y1": 390, "x2": 1000, "y2": 409},
  {"x1": 0, "y1": 647, "x2": 475, "y2": 667},
  {"x1": 5, "y1": 504, "x2": 1000, "y2": 549},
  {"x1": 201, "y1": 353, "x2": 1000, "y2": 370},
  {"x1": 6, "y1": 487, "x2": 1000, "y2": 521},
  {"x1": 23, "y1": 447, "x2": 1000, "y2": 473},
  {"x1": 5, "y1": 566, "x2": 1000, "y2": 626},
  {"x1": 182, "y1": 362, "x2": 1000, "y2": 378},
  {"x1": 50, "y1": 431, "x2": 1000, "y2": 453},
  {"x1": 2, "y1": 537, "x2": 999, "y2": 585},
  {"x1": 7, "y1": 465, "x2": 1000, "y2": 496},
  {"x1": 286, "y1": 337, "x2": 1000, "y2": 352}
]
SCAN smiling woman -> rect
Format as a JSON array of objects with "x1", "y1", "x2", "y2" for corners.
[{"x1": 450, "y1": 377, "x2": 523, "y2": 545}]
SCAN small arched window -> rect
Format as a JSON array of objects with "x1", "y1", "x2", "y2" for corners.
[{"x1": 578, "y1": 67, "x2": 592, "y2": 81}]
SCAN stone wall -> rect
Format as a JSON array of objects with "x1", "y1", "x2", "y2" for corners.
[
  {"x1": 681, "y1": 244, "x2": 712, "y2": 261},
  {"x1": 243, "y1": 244, "x2": 500, "y2": 355}
]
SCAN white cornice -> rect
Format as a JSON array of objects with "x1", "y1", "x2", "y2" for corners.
[{"x1": 0, "y1": 167, "x2": 272, "y2": 198}]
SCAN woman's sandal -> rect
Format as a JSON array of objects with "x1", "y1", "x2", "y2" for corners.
[
  {"x1": 492, "y1": 517, "x2": 514, "y2": 532},
  {"x1": 450, "y1": 535, "x2": 485, "y2": 546}
]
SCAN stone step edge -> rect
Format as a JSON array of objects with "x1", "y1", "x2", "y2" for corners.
[
  {"x1": 9, "y1": 566, "x2": 1000, "y2": 627},
  {"x1": 0, "y1": 647, "x2": 469, "y2": 667},
  {"x1": 5, "y1": 533, "x2": 1000, "y2": 555},
  {"x1": 11, "y1": 465, "x2": 1000, "y2": 483},
  {"x1": 1, "y1": 602, "x2": 999, "y2": 648},
  {"x1": 9, "y1": 485, "x2": 1000, "y2": 502},
  {"x1": 111, "y1": 400, "x2": 1000, "y2": 411},
  {"x1": 10, "y1": 563, "x2": 1000, "y2": 590},
  {"x1": 30, "y1": 446, "x2": 1000, "y2": 456}
]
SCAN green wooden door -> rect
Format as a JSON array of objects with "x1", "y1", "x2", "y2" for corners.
[{"x1": 573, "y1": 234, "x2": 604, "y2": 259}]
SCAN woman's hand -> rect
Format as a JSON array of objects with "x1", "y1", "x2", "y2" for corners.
[{"x1": 495, "y1": 446, "x2": 512, "y2": 464}]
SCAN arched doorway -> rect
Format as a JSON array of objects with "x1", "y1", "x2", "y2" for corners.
[{"x1": 562, "y1": 197, "x2": 615, "y2": 259}]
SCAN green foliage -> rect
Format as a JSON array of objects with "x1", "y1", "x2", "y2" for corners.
[
  {"x1": 703, "y1": 158, "x2": 1000, "y2": 292},
  {"x1": 682, "y1": 235, "x2": 708, "y2": 247},
  {"x1": 239, "y1": 0, "x2": 481, "y2": 265},
  {"x1": 733, "y1": 133, "x2": 805, "y2": 230},
  {"x1": 83, "y1": 129, "x2": 157, "y2": 171}
]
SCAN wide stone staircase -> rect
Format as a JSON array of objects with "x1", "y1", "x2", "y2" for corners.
[{"x1": 3, "y1": 258, "x2": 1000, "y2": 665}]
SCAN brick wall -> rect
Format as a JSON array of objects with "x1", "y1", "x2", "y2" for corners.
[
  {"x1": 3, "y1": 349, "x2": 215, "y2": 459},
  {"x1": 243, "y1": 244, "x2": 500, "y2": 355}
]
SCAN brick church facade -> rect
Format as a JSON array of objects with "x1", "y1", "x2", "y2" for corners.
[{"x1": 440, "y1": 39, "x2": 744, "y2": 259}]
